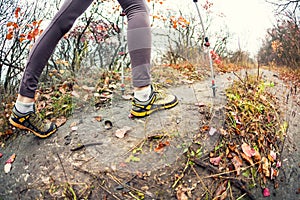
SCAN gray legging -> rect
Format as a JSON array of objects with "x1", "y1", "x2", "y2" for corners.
[{"x1": 19, "y1": 0, "x2": 151, "y2": 98}]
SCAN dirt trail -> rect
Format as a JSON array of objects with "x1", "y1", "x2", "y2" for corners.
[{"x1": 0, "y1": 69, "x2": 299, "y2": 200}]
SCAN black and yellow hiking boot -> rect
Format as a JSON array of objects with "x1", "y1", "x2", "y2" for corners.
[
  {"x1": 9, "y1": 107, "x2": 57, "y2": 138},
  {"x1": 130, "y1": 86, "x2": 178, "y2": 117}
]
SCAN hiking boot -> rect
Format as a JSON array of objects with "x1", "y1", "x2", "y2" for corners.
[
  {"x1": 130, "y1": 85, "x2": 178, "y2": 117},
  {"x1": 9, "y1": 107, "x2": 57, "y2": 138}
]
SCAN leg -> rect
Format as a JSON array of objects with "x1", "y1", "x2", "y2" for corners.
[
  {"x1": 10, "y1": 0, "x2": 93, "y2": 138},
  {"x1": 19, "y1": 0, "x2": 93, "y2": 99},
  {"x1": 117, "y1": 0, "x2": 178, "y2": 117},
  {"x1": 117, "y1": 0, "x2": 152, "y2": 88}
]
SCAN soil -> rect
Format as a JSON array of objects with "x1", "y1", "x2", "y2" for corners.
[{"x1": 0, "y1": 68, "x2": 299, "y2": 200}]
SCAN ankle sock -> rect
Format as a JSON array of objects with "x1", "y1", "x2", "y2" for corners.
[
  {"x1": 134, "y1": 85, "x2": 152, "y2": 102},
  {"x1": 15, "y1": 101, "x2": 34, "y2": 114}
]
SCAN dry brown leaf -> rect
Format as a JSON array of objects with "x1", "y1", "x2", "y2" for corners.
[
  {"x1": 241, "y1": 143, "x2": 256, "y2": 157},
  {"x1": 115, "y1": 126, "x2": 131, "y2": 138},
  {"x1": 213, "y1": 180, "x2": 228, "y2": 200},
  {"x1": 261, "y1": 157, "x2": 270, "y2": 177},
  {"x1": 176, "y1": 186, "x2": 188, "y2": 200},
  {"x1": 201, "y1": 125, "x2": 210, "y2": 132},
  {"x1": 253, "y1": 150, "x2": 261, "y2": 162},
  {"x1": 69, "y1": 121, "x2": 77, "y2": 128},
  {"x1": 94, "y1": 116, "x2": 102, "y2": 122},
  {"x1": 241, "y1": 152, "x2": 254, "y2": 165},
  {"x1": 231, "y1": 155, "x2": 243, "y2": 175},
  {"x1": 228, "y1": 143, "x2": 236, "y2": 152},
  {"x1": 55, "y1": 116, "x2": 67, "y2": 127},
  {"x1": 271, "y1": 167, "x2": 279, "y2": 179},
  {"x1": 154, "y1": 141, "x2": 170, "y2": 153}
]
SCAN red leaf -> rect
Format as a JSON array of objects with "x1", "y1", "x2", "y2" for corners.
[
  {"x1": 19, "y1": 37, "x2": 26, "y2": 42},
  {"x1": 5, "y1": 154, "x2": 16, "y2": 164},
  {"x1": 263, "y1": 188, "x2": 270, "y2": 197},
  {"x1": 154, "y1": 141, "x2": 170, "y2": 153},
  {"x1": 33, "y1": 28, "x2": 39, "y2": 36},
  {"x1": 241, "y1": 143, "x2": 256, "y2": 157},
  {"x1": 6, "y1": 22, "x2": 13, "y2": 27},
  {"x1": 210, "y1": 156, "x2": 221, "y2": 166},
  {"x1": 12, "y1": 22, "x2": 18, "y2": 29},
  {"x1": 6, "y1": 32, "x2": 13, "y2": 40},
  {"x1": 15, "y1": 7, "x2": 21, "y2": 18}
]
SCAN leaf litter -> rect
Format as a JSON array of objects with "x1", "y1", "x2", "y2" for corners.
[{"x1": 194, "y1": 72, "x2": 288, "y2": 198}]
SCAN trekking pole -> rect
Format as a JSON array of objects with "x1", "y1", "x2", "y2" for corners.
[
  {"x1": 193, "y1": 0, "x2": 216, "y2": 97},
  {"x1": 120, "y1": 11, "x2": 126, "y2": 95}
]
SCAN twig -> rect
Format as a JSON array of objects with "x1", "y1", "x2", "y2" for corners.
[
  {"x1": 191, "y1": 165, "x2": 212, "y2": 196},
  {"x1": 106, "y1": 173, "x2": 148, "y2": 196},
  {"x1": 56, "y1": 152, "x2": 68, "y2": 182},
  {"x1": 172, "y1": 158, "x2": 190, "y2": 188},
  {"x1": 73, "y1": 166, "x2": 121, "y2": 200},
  {"x1": 233, "y1": 71, "x2": 245, "y2": 86},
  {"x1": 193, "y1": 158, "x2": 257, "y2": 200}
]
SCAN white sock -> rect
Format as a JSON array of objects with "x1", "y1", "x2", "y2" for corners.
[
  {"x1": 15, "y1": 101, "x2": 34, "y2": 114},
  {"x1": 134, "y1": 85, "x2": 152, "y2": 101}
]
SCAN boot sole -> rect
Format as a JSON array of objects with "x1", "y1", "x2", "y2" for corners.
[
  {"x1": 130, "y1": 100, "x2": 179, "y2": 118},
  {"x1": 9, "y1": 118, "x2": 57, "y2": 138}
]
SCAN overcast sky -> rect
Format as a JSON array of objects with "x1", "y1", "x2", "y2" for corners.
[{"x1": 159, "y1": 0, "x2": 276, "y2": 56}]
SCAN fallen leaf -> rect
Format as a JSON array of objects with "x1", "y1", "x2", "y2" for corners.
[
  {"x1": 4, "y1": 154, "x2": 16, "y2": 174},
  {"x1": 104, "y1": 77, "x2": 110, "y2": 85},
  {"x1": 71, "y1": 126, "x2": 78, "y2": 131},
  {"x1": 115, "y1": 126, "x2": 132, "y2": 138},
  {"x1": 271, "y1": 168, "x2": 279, "y2": 179},
  {"x1": 241, "y1": 143, "x2": 256, "y2": 157},
  {"x1": 253, "y1": 150, "x2": 261, "y2": 162},
  {"x1": 0, "y1": 153, "x2": 3, "y2": 158},
  {"x1": 210, "y1": 156, "x2": 221, "y2": 166},
  {"x1": 268, "y1": 150, "x2": 276, "y2": 162},
  {"x1": 231, "y1": 155, "x2": 243, "y2": 175},
  {"x1": 71, "y1": 90, "x2": 80, "y2": 98},
  {"x1": 276, "y1": 160, "x2": 282, "y2": 168},
  {"x1": 201, "y1": 125, "x2": 210, "y2": 132},
  {"x1": 261, "y1": 157, "x2": 270, "y2": 177},
  {"x1": 154, "y1": 141, "x2": 170, "y2": 153},
  {"x1": 94, "y1": 116, "x2": 102, "y2": 122},
  {"x1": 263, "y1": 188, "x2": 270, "y2": 197},
  {"x1": 4, "y1": 163, "x2": 12, "y2": 173},
  {"x1": 55, "y1": 116, "x2": 67, "y2": 127},
  {"x1": 69, "y1": 121, "x2": 77, "y2": 128},
  {"x1": 241, "y1": 153, "x2": 254, "y2": 165},
  {"x1": 5, "y1": 153, "x2": 16, "y2": 164},
  {"x1": 176, "y1": 186, "x2": 188, "y2": 200},
  {"x1": 219, "y1": 128, "x2": 228, "y2": 136},
  {"x1": 209, "y1": 127, "x2": 217, "y2": 136},
  {"x1": 195, "y1": 102, "x2": 206, "y2": 107},
  {"x1": 214, "y1": 180, "x2": 228, "y2": 200}
]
